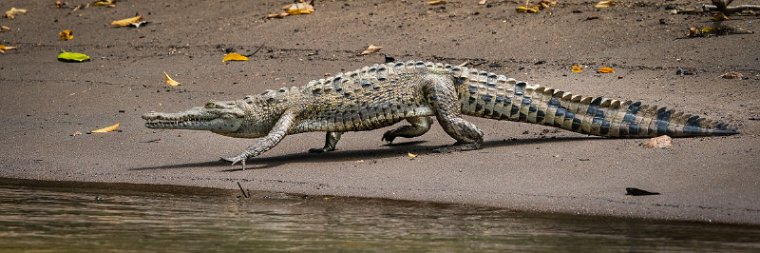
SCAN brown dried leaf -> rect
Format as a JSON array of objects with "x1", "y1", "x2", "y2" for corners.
[
  {"x1": 641, "y1": 135, "x2": 672, "y2": 148},
  {"x1": 5, "y1": 7, "x2": 27, "y2": 19},
  {"x1": 0, "y1": 44, "x2": 17, "y2": 53},
  {"x1": 427, "y1": 0, "x2": 446, "y2": 5},
  {"x1": 284, "y1": 1, "x2": 314, "y2": 15},
  {"x1": 478, "y1": 0, "x2": 487, "y2": 5},
  {"x1": 594, "y1": 0, "x2": 615, "y2": 9},
  {"x1": 59, "y1": 29, "x2": 74, "y2": 41},
  {"x1": 163, "y1": 72, "x2": 181, "y2": 87},
  {"x1": 720, "y1": 71, "x2": 743, "y2": 79},
  {"x1": 94, "y1": 0, "x2": 116, "y2": 7},
  {"x1": 598, "y1": 66, "x2": 614, "y2": 73},
  {"x1": 359, "y1": 44, "x2": 382, "y2": 56},
  {"x1": 0, "y1": 25, "x2": 9, "y2": 32},
  {"x1": 571, "y1": 64, "x2": 583, "y2": 73}
]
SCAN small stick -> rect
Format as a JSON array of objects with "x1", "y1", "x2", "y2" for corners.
[
  {"x1": 237, "y1": 182, "x2": 250, "y2": 198},
  {"x1": 245, "y1": 43, "x2": 266, "y2": 57}
]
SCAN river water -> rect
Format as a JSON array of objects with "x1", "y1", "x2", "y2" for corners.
[{"x1": 0, "y1": 184, "x2": 758, "y2": 252}]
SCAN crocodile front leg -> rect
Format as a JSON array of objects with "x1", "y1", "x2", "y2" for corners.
[
  {"x1": 309, "y1": 131, "x2": 343, "y2": 153},
  {"x1": 222, "y1": 109, "x2": 299, "y2": 170}
]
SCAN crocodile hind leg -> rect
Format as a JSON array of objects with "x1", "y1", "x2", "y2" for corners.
[
  {"x1": 381, "y1": 116, "x2": 433, "y2": 143},
  {"x1": 423, "y1": 75, "x2": 484, "y2": 152},
  {"x1": 309, "y1": 132, "x2": 343, "y2": 153}
]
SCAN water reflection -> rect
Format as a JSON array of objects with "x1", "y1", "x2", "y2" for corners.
[{"x1": 0, "y1": 184, "x2": 758, "y2": 252}]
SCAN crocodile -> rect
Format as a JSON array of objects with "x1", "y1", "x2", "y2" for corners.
[{"x1": 142, "y1": 60, "x2": 738, "y2": 169}]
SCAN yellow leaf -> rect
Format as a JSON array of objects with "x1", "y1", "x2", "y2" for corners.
[
  {"x1": 427, "y1": 0, "x2": 446, "y2": 5},
  {"x1": 4, "y1": 7, "x2": 27, "y2": 19},
  {"x1": 598, "y1": 66, "x2": 614, "y2": 73},
  {"x1": 516, "y1": 5, "x2": 540, "y2": 13},
  {"x1": 111, "y1": 15, "x2": 142, "y2": 27},
  {"x1": 59, "y1": 29, "x2": 74, "y2": 41},
  {"x1": 284, "y1": 1, "x2": 314, "y2": 15},
  {"x1": 223, "y1": 53, "x2": 249, "y2": 62},
  {"x1": 91, "y1": 122, "x2": 120, "y2": 133},
  {"x1": 359, "y1": 44, "x2": 382, "y2": 56},
  {"x1": 571, "y1": 64, "x2": 583, "y2": 73},
  {"x1": 594, "y1": 0, "x2": 615, "y2": 9},
  {"x1": 0, "y1": 44, "x2": 17, "y2": 53},
  {"x1": 94, "y1": 0, "x2": 116, "y2": 7},
  {"x1": 407, "y1": 153, "x2": 418, "y2": 159},
  {"x1": 163, "y1": 72, "x2": 181, "y2": 87}
]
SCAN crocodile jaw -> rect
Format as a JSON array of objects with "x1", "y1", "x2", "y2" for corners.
[{"x1": 142, "y1": 107, "x2": 243, "y2": 133}]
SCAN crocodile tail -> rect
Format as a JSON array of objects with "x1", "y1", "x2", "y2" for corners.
[
  {"x1": 522, "y1": 86, "x2": 738, "y2": 137},
  {"x1": 459, "y1": 81, "x2": 737, "y2": 137}
]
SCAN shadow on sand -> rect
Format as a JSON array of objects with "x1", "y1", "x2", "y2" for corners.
[{"x1": 129, "y1": 136, "x2": 603, "y2": 171}]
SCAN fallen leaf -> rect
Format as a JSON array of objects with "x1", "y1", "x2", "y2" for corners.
[
  {"x1": 720, "y1": 71, "x2": 743, "y2": 79},
  {"x1": 594, "y1": 0, "x2": 615, "y2": 9},
  {"x1": 59, "y1": 29, "x2": 74, "y2": 41},
  {"x1": 407, "y1": 153, "x2": 418, "y2": 159},
  {"x1": 571, "y1": 64, "x2": 583, "y2": 73},
  {"x1": 641, "y1": 135, "x2": 672, "y2": 148},
  {"x1": 478, "y1": 0, "x2": 487, "y2": 5},
  {"x1": 222, "y1": 52, "x2": 249, "y2": 62},
  {"x1": 56, "y1": 1, "x2": 65, "y2": 8},
  {"x1": 427, "y1": 0, "x2": 446, "y2": 5},
  {"x1": 597, "y1": 66, "x2": 614, "y2": 73},
  {"x1": 70, "y1": 131, "x2": 82, "y2": 137},
  {"x1": 537, "y1": 0, "x2": 557, "y2": 9},
  {"x1": 0, "y1": 44, "x2": 17, "y2": 53},
  {"x1": 163, "y1": 72, "x2": 181, "y2": 87},
  {"x1": 111, "y1": 15, "x2": 142, "y2": 27},
  {"x1": 91, "y1": 122, "x2": 120, "y2": 133},
  {"x1": 266, "y1": 12, "x2": 289, "y2": 19},
  {"x1": 94, "y1": 0, "x2": 116, "y2": 7},
  {"x1": 359, "y1": 44, "x2": 382, "y2": 56},
  {"x1": 0, "y1": 25, "x2": 9, "y2": 32},
  {"x1": 284, "y1": 0, "x2": 314, "y2": 15},
  {"x1": 58, "y1": 51, "x2": 91, "y2": 62},
  {"x1": 516, "y1": 4, "x2": 540, "y2": 13},
  {"x1": 4, "y1": 7, "x2": 27, "y2": 19}
]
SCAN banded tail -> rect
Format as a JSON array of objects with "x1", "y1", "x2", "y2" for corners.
[{"x1": 456, "y1": 72, "x2": 738, "y2": 138}]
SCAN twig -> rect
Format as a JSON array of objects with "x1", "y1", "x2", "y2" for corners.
[
  {"x1": 237, "y1": 182, "x2": 250, "y2": 198},
  {"x1": 245, "y1": 43, "x2": 266, "y2": 57}
]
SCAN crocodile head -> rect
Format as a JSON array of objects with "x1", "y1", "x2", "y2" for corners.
[{"x1": 143, "y1": 99, "x2": 250, "y2": 135}]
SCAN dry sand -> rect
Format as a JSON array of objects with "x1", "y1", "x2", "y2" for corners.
[{"x1": 1, "y1": 0, "x2": 759, "y2": 224}]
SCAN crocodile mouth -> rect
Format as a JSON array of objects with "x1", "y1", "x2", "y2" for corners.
[{"x1": 142, "y1": 111, "x2": 219, "y2": 129}]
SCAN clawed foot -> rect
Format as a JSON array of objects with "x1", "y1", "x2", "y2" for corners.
[
  {"x1": 308, "y1": 147, "x2": 333, "y2": 153},
  {"x1": 220, "y1": 154, "x2": 248, "y2": 170},
  {"x1": 432, "y1": 141, "x2": 481, "y2": 153},
  {"x1": 381, "y1": 131, "x2": 397, "y2": 143}
]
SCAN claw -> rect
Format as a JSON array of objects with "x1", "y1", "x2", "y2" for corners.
[{"x1": 221, "y1": 155, "x2": 247, "y2": 170}]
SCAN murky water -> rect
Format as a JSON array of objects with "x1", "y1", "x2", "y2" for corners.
[{"x1": 0, "y1": 184, "x2": 758, "y2": 253}]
